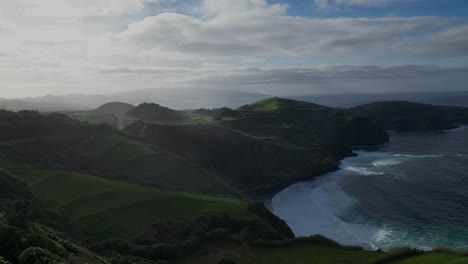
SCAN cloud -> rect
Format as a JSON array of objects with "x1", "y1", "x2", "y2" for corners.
[
  {"x1": 313, "y1": 0, "x2": 413, "y2": 8},
  {"x1": 3, "y1": 0, "x2": 151, "y2": 18},
  {"x1": 119, "y1": 7, "x2": 467, "y2": 58},
  {"x1": 192, "y1": 65, "x2": 468, "y2": 84},
  {"x1": 188, "y1": 65, "x2": 468, "y2": 95},
  {"x1": 0, "y1": 0, "x2": 467, "y2": 97}
]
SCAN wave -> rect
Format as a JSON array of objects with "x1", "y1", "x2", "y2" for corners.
[
  {"x1": 444, "y1": 126, "x2": 468, "y2": 133},
  {"x1": 272, "y1": 180, "x2": 388, "y2": 249},
  {"x1": 272, "y1": 149, "x2": 450, "y2": 250}
]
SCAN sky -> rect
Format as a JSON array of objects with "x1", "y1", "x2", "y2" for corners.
[{"x1": 0, "y1": 0, "x2": 468, "y2": 98}]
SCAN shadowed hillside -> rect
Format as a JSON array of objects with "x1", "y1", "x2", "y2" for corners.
[
  {"x1": 224, "y1": 97, "x2": 389, "y2": 147},
  {"x1": 124, "y1": 122, "x2": 342, "y2": 191},
  {"x1": 122, "y1": 97, "x2": 389, "y2": 191},
  {"x1": 0, "y1": 110, "x2": 111, "y2": 141},
  {"x1": 127, "y1": 103, "x2": 189, "y2": 123},
  {"x1": 348, "y1": 101, "x2": 468, "y2": 131}
]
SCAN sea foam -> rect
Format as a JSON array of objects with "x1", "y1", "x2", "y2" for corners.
[{"x1": 272, "y1": 150, "x2": 448, "y2": 250}]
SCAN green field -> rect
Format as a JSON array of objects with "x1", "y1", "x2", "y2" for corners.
[
  {"x1": 392, "y1": 253, "x2": 468, "y2": 264},
  {"x1": 0, "y1": 158, "x2": 250, "y2": 240},
  {"x1": 80, "y1": 134, "x2": 227, "y2": 193},
  {"x1": 253, "y1": 244, "x2": 379, "y2": 264},
  {"x1": 13, "y1": 133, "x2": 228, "y2": 194}
]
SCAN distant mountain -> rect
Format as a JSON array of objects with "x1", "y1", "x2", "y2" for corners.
[
  {"x1": 1, "y1": 89, "x2": 270, "y2": 112},
  {"x1": 291, "y1": 91, "x2": 468, "y2": 108},
  {"x1": 348, "y1": 101, "x2": 468, "y2": 131},
  {"x1": 93, "y1": 102, "x2": 135, "y2": 114},
  {"x1": 0, "y1": 94, "x2": 108, "y2": 112}
]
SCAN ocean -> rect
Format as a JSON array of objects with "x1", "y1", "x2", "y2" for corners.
[{"x1": 272, "y1": 127, "x2": 468, "y2": 251}]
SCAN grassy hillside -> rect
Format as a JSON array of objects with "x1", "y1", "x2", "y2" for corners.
[
  {"x1": 8, "y1": 133, "x2": 229, "y2": 194},
  {"x1": 127, "y1": 103, "x2": 188, "y2": 123},
  {"x1": 0, "y1": 169, "x2": 108, "y2": 264},
  {"x1": 175, "y1": 237, "x2": 468, "y2": 264},
  {"x1": 69, "y1": 102, "x2": 136, "y2": 129},
  {"x1": 124, "y1": 122, "x2": 341, "y2": 191},
  {"x1": 0, "y1": 157, "x2": 251, "y2": 240},
  {"x1": 239, "y1": 97, "x2": 329, "y2": 112},
  {"x1": 122, "y1": 97, "x2": 389, "y2": 191},
  {"x1": 226, "y1": 97, "x2": 389, "y2": 148},
  {"x1": 94, "y1": 102, "x2": 135, "y2": 114},
  {"x1": 348, "y1": 101, "x2": 468, "y2": 131},
  {"x1": 0, "y1": 110, "x2": 110, "y2": 141}
]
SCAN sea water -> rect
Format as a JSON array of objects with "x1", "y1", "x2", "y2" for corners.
[{"x1": 272, "y1": 127, "x2": 468, "y2": 251}]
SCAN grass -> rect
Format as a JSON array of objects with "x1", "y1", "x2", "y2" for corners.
[
  {"x1": 70, "y1": 134, "x2": 226, "y2": 194},
  {"x1": 0, "y1": 158, "x2": 250, "y2": 240},
  {"x1": 253, "y1": 243, "x2": 380, "y2": 264},
  {"x1": 391, "y1": 253, "x2": 468, "y2": 264},
  {"x1": 239, "y1": 97, "x2": 329, "y2": 112},
  {"x1": 175, "y1": 238, "x2": 468, "y2": 264},
  {"x1": 175, "y1": 240, "x2": 380, "y2": 264}
]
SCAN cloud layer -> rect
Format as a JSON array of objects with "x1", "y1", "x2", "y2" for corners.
[{"x1": 0, "y1": 0, "x2": 467, "y2": 97}]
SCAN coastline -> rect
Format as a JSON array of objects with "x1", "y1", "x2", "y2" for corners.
[{"x1": 269, "y1": 128, "x2": 468, "y2": 251}]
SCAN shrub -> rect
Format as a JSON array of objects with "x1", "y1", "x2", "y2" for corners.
[
  {"x1": 0, "y1": 256, "x2": 11, "y2": 264},
  {"x1": 18, "y1": 247, "x2": 61, "y2": 264}
]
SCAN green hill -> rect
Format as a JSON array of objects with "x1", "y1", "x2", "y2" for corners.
[
  {"x1": 127, "y1": 103, "x2": 188, "y2": 123},
  {"x1": 0, "y1": 110, "x2": 110, "y2": 141},
  {"x1": 348, "y1": 101, "x2": 468, "y2": 131},
  {"x1": 0, "y1": 168, "x2": 107, "y2": 264},
  {"x1": 1, "y1": 101, "x2": 468, "y2": 264},
  {"x1": 228, "y1": 97, "x2": 389, "y2": 147},
  {"x1": 239, "y1": 97, "x2": 329, "y2": 112},
  {"x1": 8, "y1": 133, "x2": 230, "y2": 194},
  {"x1": 122, "y1": 97, "x2": 388, "y2": 191},
  {"x1": 0, "y1": 159, "x2": 250, "y2": 240},
  {"x1": 124, "y1": 122, "x2": 342, "y2": 191},
  {"x1": 68, "y1": 102, "x2": 136, "y2": 129},
  {"x1": 94, "y1": 102, "x2": 135, "y2": 114}
]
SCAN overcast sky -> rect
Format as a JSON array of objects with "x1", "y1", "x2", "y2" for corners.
[{"x1": 1, "y1": 0, "x2": 468, "y2": 98}]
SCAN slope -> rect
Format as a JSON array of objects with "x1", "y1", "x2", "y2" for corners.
[
  {"x1": 0, "y1": 157, "x2": 252, "y2": 240},
  {"x1": 9, "y1": 133, "x2": 229, "y2": 195}
]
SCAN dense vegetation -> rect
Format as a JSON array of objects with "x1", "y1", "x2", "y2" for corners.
[{"x1": 348, "y1": 101, "x2": 468, "y2": 131}]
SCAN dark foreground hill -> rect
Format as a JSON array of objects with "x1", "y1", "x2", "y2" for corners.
[{"x1": 348, "y1": 101, "x2": 468, "y2": 131}]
